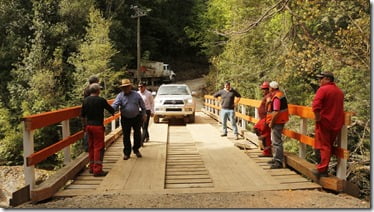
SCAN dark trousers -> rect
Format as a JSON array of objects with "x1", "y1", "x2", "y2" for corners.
[
  {"x1": 121, "y1": 115, "x2": 142, "y2": 156},
  {"x1": 141, "y1": 110, "x2": 151, "y2": 144}
]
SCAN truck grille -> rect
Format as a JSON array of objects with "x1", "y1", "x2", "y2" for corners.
[
  {"x1": 164, "y1": 100, "x2": 184, "y2": 105},
  {"x1": 166, "y1": 108, "x2": 182, "y2": 112}
]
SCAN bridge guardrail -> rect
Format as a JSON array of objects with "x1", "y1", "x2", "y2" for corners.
[
  {"x1": 21, "y1": 99, "x2": 122, "y2": 202},
  {"x1": 203, "y1": 95, "x2": 352, "y2": 180}
]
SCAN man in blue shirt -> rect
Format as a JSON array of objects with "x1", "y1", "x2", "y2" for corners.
[{"x1": 112, "y1": 79, "x2": 147, "y2": 160}]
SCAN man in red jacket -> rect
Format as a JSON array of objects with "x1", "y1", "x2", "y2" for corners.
[
  {"x1": 312, "y1": 72, "x2": 344, "y2": 178},
  {"x1": 254, "y1": 81, "x2": 272, "y2": 157}
]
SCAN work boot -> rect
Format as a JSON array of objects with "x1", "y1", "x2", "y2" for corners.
[
  {"x1": 235, "y1": 134, "x2": 240, "y2": 140},
  {"x1": 221, "y1": 134, "x2": 227, "y2": 137},
  {"x1": 270, "y1": 161, "x2": 283, "y2": 169},
  {"x1": 135, "y1": 152, "x2": 142, "y2": 158},
  {"x1": 123, "y1": 155, "x2": 130, "y2": 160},
  {"x1": 311, "y1": 169, "x2": 328, "y2": 178}
]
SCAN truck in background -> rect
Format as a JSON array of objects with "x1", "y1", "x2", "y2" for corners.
[{"x1": 127, "y1": 60, "x2": 176, "y2": 86}]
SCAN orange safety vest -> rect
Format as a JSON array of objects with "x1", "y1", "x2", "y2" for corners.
[{"x1": 266, "y1": 90, "x2": 289, "y2": 124}]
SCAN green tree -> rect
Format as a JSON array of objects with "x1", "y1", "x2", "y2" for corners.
[{"x1": 68, "y1": 7, "x2": 119, "y2": 102}]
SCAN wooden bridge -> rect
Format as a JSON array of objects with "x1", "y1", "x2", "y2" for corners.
[{"x1": 10, "y1": 95, "x2": 354, "y2": 205}]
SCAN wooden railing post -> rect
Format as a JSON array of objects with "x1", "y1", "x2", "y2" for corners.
[
  {"x1": 206, "y1": 99, "x2": 213, "y2": 113},
  {"x1": 205, "y1": 98, "x2": 209, "y2": 112},
  {"x1": 336, "y1": 125, "x2": 348, "y2": 180},
  {"x1": 215, "y1": 98, "x2": 220, "y2": 116},
  {"x1": 299, "y1": 118, "x2": 307, "y2": 158},
  {"x1": 111, "y1": 119, "x2": 116, "y2": 132},
  {"x1": 62, "y1": 120, "x2": 71, "y2": 165},
  {"x1": 241, "y1": 105, "x2": 247, "y2": 129},
  {"x1": 254, "y1": 108, "x2": 259, "y2": 120},
  {"x1": 23, "y1": 122, "x2": 35, "y2": 190}
]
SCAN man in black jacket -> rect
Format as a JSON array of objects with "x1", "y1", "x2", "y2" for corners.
[{"x1": 213, "y1": 81, "x2": 241, "y2": 140}]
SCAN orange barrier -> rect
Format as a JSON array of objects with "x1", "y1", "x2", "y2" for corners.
[
  {"x1": 204, "y1": 95, "x2": 352, "y2": 161},
  {"x1": 22, "y1": 99, "x2": 121, "y2": 193}
]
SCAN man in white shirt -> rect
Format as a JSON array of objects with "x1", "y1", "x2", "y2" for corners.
[{"x1": 137, "y1": 82, "x2": 155, "y2": 145}]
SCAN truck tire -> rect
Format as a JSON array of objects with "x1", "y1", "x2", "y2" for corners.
[
  {"x1": 188, "y1": 113, "x2": 195, "y2": 123},
  {"x1": 154, "y1": 115, "x2": 160, "y2": 123}
]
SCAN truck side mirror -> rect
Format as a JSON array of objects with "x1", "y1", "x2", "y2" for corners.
[
  {"x1": 152, "y1": 91, "x2": 157, "y2": 96},
  {"x1": 191, "y1": 91, "x2": 197, "y2": 96}
]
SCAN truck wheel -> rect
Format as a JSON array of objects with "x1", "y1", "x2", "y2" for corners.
[
  {"x1": 154, "y1": 115, "x2": 160, "y2": 123},
  {"x1": 189, "y1": 114, "x2": 195, "y2": 123}
]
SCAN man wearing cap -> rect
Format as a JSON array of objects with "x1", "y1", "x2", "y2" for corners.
[
  {"x1": 312, "y1": 72, "x2": 344, "y2": 178},
  {"x1": 82, "y1": 75, "x2": 100, "y2": 152},
  {"x1": 137, "y1": 82, "x2": 154, "y2": 145},
  {"x1": 254, "y1": 81, "x2": 272, "y2": 157},
  {"x1": 83, "y1": 75, "x2": 100, "y2": 98},
  {"x1": 81, "y1": 83, "x2": 115, "y2": 176},
  {"x1": 213, "y1": 81, "x2": 241, "y2": 140},
  {"x1": 112, "y1": 79, "x2": 147, "y2": 160},
  {"x1": 266, "y1": 81, "x2": 289, "y2": 169}
]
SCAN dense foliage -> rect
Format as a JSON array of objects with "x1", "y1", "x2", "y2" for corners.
[
  {"x1": 187, "y1": 0, "x2": 370, "y2": 199},
  {"x1": 0, "y1": 0, "x2": 369, "y2": 199},
  {"x1": 0, "y1": 0, "x2": 207, "y2": 167}
]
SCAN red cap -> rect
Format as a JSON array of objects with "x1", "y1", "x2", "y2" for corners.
[{"x1": 260, "y1": 81, "x2": 269, "y2": 89}]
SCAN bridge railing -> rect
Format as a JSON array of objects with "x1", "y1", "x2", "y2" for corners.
[
  {"x1": 203, "y1": 95, "x2": 352, "y2": 180},
  {"x1": 21, "y1": 99, "x2": 122, "y2": 202}
]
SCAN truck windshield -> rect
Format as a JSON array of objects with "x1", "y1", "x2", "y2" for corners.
[{"x1": 158, "y1": 86, "x2": 190, "y2": 95}]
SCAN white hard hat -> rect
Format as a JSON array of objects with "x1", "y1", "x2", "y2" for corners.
[{"x1": 269, "y1": 81, "x2": 279, "y2": 89}]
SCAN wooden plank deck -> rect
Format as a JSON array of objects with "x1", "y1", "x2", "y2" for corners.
[{"x1": 54, "y1": 112, "x2": 320, "y2": 197}]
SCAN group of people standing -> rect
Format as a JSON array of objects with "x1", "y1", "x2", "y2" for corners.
[
  {"x1": 213, "y1": 72, "x2": 345, "y2": 176},
  {"x1": 80, "y1": 71, "x2": 344, "y2": 178},
  {"x1": 81, "y1": 77, "x2": 154, "y2": 177}
]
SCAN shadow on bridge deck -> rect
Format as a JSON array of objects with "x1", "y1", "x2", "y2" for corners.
[{"x1": 54, "y1": 112, "x2": 320, "y2": 197}]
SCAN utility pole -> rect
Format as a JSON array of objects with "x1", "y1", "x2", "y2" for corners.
[{"x1": 131, "y1": 5, "x2": 151, "y2": 84}]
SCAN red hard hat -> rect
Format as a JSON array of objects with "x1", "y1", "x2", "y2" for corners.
[{"x1": 260, "y1": 81, "x2": 269, "y2": 89}]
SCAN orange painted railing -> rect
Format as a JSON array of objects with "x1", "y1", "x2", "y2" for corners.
[
  {"x1": 204, "y1": 95, "x2": 352, "y2": 180},
  {"x1": 22, "y1": 99, "x2": 121, "y2": 192}
]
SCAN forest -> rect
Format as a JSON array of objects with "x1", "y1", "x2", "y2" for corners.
[{"x1": 0, "y1": 0, "x2": 370, "y2": 199}]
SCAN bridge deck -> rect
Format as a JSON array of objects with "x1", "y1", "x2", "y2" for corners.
[{"x1": 55, "y1": 112, "x2": 320, "y2": 197}]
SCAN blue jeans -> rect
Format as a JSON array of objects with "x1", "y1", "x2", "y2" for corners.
[{"x1": 220, "y1": 108, "x2": 238, "y2": 135}]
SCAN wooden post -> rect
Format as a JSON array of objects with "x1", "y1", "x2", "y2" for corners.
[
  {"x1": 299, "y1": 118, "x2": 307, "y2": 158},
  {"x1": 62, "y1": 120, "x2": 71, "y2": 165},
  {"x1": 23, "y1": 122, "x2": 35, "y2": 190},
  {"x1": 254, "y1": 108, "x2": 259, "y2": 120},
  {"x1": 111, "y1": 119, "x2": 116, "y2": 132},
  {"x1": 207, "y1": 98, "x2": 211, "y2": 112},
  {"x1": 215, "y1": 98, "x2": 220, "y2": 116},
  {"x1": 241, "y1": 105, "x2": 247, "y2": 129},
  {"x1": 336, "y1": 125, "x2": 348, "y2": 180}
]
